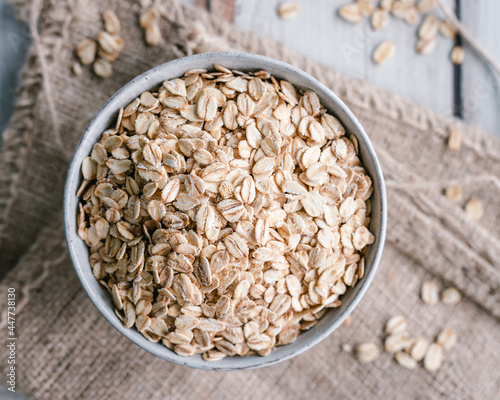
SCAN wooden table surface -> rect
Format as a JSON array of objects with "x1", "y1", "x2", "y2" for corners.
[{"x1": 182, "y1": 0, "x2": 500, "y2": 137}]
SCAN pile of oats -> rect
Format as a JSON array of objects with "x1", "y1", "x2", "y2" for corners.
[
  {"x1": 352, "y1": 283, "x2": 462, "y2": 371},
  {"x1": 355, "y1": 314, "x2": 458, "y2": 373},
  {"x1": 77, "y1": 65, "x2": 375, "y2": 360},
  {"x1": 337, "y1": 0, "x2": 464, "y2": 66},
  {"x1": 383, "y1": 315, "x2": 457, "y2": 372},
  {"x1": 421, "y1": 281, "x2": 462, "y2": 306},
  {"x1": 140, "y1": 8, "x2": 163, "y2": 47},
  {"x1": 74, "y1": 10, "x2": 123, "y2": 78}
]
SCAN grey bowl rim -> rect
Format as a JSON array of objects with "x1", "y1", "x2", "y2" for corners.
[{"x1": 63, "y1": 51, "x2": 387, "y2": 371}]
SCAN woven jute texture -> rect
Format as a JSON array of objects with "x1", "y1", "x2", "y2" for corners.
[{"x1": 1, "y1": 0, "x2": 500, "y2": 399}]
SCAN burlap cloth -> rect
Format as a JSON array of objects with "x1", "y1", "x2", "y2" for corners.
[{"x1": 0, "y1": 0, "x2": 499, "y2": 398}]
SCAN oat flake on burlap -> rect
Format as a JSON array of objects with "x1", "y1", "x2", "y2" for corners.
[{"x1": 0, "y1": 0, "x2": 499, "y2": 399}]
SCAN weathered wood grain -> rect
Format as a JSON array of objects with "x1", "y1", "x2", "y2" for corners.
[
  {"x1": 233, "y1": 0, "x2": 457, "y2": 118},
  {"x1": 180, "y1": 0, "x2": 500, "y2": 136},
  {"x1": 460, "y1": 0, "x2": 500, "y2": 136}
]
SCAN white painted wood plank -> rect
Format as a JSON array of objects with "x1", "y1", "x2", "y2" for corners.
[
  {"x1": 363, "y1": 4, "x2": 456, "y2": 116},
  {"x1": 234, "y1": 0, "x2": 455, "y2": 117},
  {"x1": 461, "y1": 0, "x2": 500, "y2": 136}
]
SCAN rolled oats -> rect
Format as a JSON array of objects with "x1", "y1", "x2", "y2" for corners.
[
  {"x1": 97, "y1": 31, "x2": 123, "y2": 55},
  {"x1": 140, "y1": 8, "x2": 160, "y2": 28},
  {"x1": 380, "y1": 0, "x2": 394, "y2": 11},
  {"x1": 465, "y1": 198, "x2": 484, "y2": 222},
  {"x1": 436, "y1": 328, "x2": 457, "y2": 350},
  {"x1": 423, "y1": 343, "x2": 443, "y2": 372},
  {"x1": 445, "y1": 185, "x2": 463, "y2": 202},
  {"x1": 140, "y1": 8, "x2": 162, "y2": 46},
  {"x1": 385, "y1": 331, "x2": 412, "y2": 353},
  {"x1": 93, "y1": 59, "x2": 113, "y2": 78},
  {"x1": 339, "y1": 3, "x2": 363, "y2": 24},
  {"x1": 410, "y1": 337, "x2": 429, "y2": 361},
  {"x1": 76, "y1": 39, "x2": 97, "y2": 65},
  {"x1": 103, "y1": 10, "x2": 121, "y2": 35},
  {"x1": 395, "y1": 351, "x2": 417, "y2": 369},
  {"x1": 72, "y1": 62, "x2": 83, "y2": 76},
  {"x1": 77, "y1": 66, "x2": 375, "y2": 360},
  {"x1": 145, "y1": 22, "x2": 162, "y2": 47},
  {"x1": 441, "y1": 287, "x2": 461, "y2": 305},
  {"x1": 448, "y1": 127, "x2": 463, "y2": 151},
  {"x1": 373, "y1": 41, "x2": 396, "y2": 65},
  {"x1": 371, "y1": 8, "x2": 390, "y2": 31},
  {"x1": 75, "y1": 10, "x2": 124, "y2": 78},
  {"x1": 357, "y1": 0, "x2": 376, "y2": 16},
  {"x1": 418, "y1": 15, "x2": 439, "y2": 41},
  {"x1": 277, "y1": 2, "x2": 300, "y2": 20},
  {"x1": 391, "y1": 2, "x2": 414, "y2": 20},
  {"x1": 385, "y1": 315, "x2": 407, "y2": 335},
  {"x1": 335, "y1": 0, "x2": 461, "y2": 66},
  {"x1": 356, "y1": 342, "x2": 380, "y2": 363},
  {"x1": 403, "y1": 7, "x2": 419, "y2": 26},
  {"x1": 421, "y1": 281, "x2": 439, "y2": 305},
  {"x1": 416, "y1": 0, "x2": 436, "y2": 14},
  {"x1": 439, "y1": 19, "x2": 456, "y2": 39},
  {"x1": 450, "y1": 45, "x2": 465, "y2": 65},
  {"x1": 416, "y1": 37, "x2": 437, "y2": 55}
]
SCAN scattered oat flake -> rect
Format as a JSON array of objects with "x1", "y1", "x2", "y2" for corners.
[
  {"x1": 392, "y1": 2, "x2": 414, "y2": 20},
  {"x1": 356, "y1": 342, "x2": 380, "y2": 363},
  {"x1": 465, "y1": 198, "x2": 484, "y2": 222},
  {"x1": 380, "y1": 0, "x2": 394, "y2": 11},
  {"x1": 403, "y1": 7, "x2": 419, "y2": 26},
  {"x1": 451, "y1": 45, "x2": 465, "y2": 65},
  {"x1": 385, "y1": 315, "x2": 407, "y2": 335},
  {"x1": 97, "y1": 31, "x2": 122, "y2": 55},
  {"x1": 410, "y1": 337, "x2": 430, "y2": 361},
  {"x1": 357, "y1": 0, "x2": 375, "y2": 16},
  {"x1": 437, "y1": 329, "x2": 457, "y2": 350},
  {"x1": 140, "y1": 7, "x2": 160, "y2": 28},
  {"x1": 103, "y1": 10, "x2": 121, "y2": 35},
  {"x1": 72, "y1": 62, "x2": 83, "y2": 76},
  {"x1": 441, "y1": 287, "x2": 461, "y2": 305},
  {"x1": 416, "y1": 0, "x2": 436, "y2": 14},
  {"x1": 339, "y1": 3, "x2": 363, "y2": 24},
  {"x1": 421, "y1": 281, "x2": 439, "y2": 305},
  {"x1": 93, "y1": 59, "x2": 113, "y2": 78},
  {"x1": 416, "y1": 37, "x2": 437, "y2": 55},
  {"x1": 395, "y1": 352, "x2": 417, "y2": 369},
  {"x1": 371, "y1": 8, "x2": 389, "y2": 31},
  {"x1": 373, "y1": 41, "x2": 396, "y2": 65},
  {"x1": 385, "y1": 331, "x2": 412, "y2": 353},
  {"x1": 424, "y1": 343, "x2": 444, "y2": 372},
  {"x1": 418, "y1": 15, "x2": 439, "y2": 41},
  {"x1": 440, "y1": 19, "x2": 456, "y2": 39},
  {"x1": 448, "y1": 127, "x2": 463, "y2": 151},
  {"x1": 76, "y1": 38, "x2": 97, "y2": 65},
  {"x1": 342, "y1": 343, "x2": 353, "y2": 353},
  {"x1": 277, "y1": 2, "x2": 300, "y2": 20},
  {"x1": 145, "y1": 21, "x2": 162, "y2": 46},
  {"x1": 445, "y1": 185, "x2": 463, "y2": 202}
]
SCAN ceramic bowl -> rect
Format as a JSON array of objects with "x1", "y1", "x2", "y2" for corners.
[{"x1": 64, "y1": 52, "x2": 387, "y2": 371}]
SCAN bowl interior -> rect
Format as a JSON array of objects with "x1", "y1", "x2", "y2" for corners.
[{"x1": 64, "y1": 52, "x2": 387, "y2": 371}]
